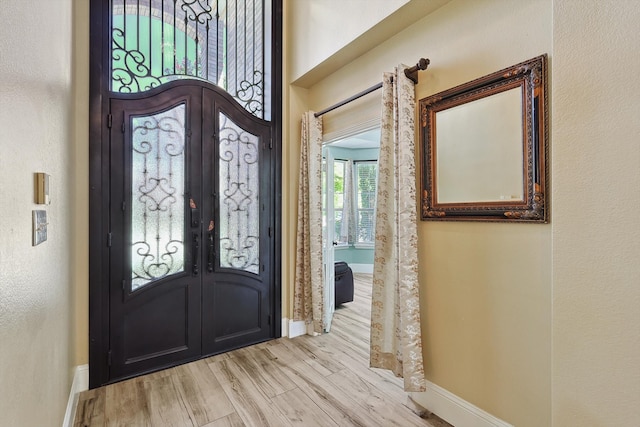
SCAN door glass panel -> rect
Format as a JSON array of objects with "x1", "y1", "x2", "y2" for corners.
[
  {"x1": 131, "y1": 104, "x2": 186, "y2": 290},
  {"x1": 218, "y1": 112, "x2": 259, "y2": 274}
]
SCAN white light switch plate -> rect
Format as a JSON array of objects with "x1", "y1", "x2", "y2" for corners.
[{"x1": 33, "y1": 210, "x2": 47, "y2": 246}]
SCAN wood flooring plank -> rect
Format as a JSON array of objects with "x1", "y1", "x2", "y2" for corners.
[
  {"x1": 74, "y1": 388, "x2": 106, "y2": 427},
  {"x1": 270, "y1": 388, "x2": 341, "y2": 427},
  {"x1": 172, "y1": 360, "x2": 235, "y2": 425},
  {"x1": 267, "y1": 338, "x2": 337, "y2": 377},
  {"x1": 279, "y1": 334, "x2": 346, "y2": 376},
  {"x1": 265, "y1": 348, "x2": 384, "y2": 427},
  {"x1": 314, "y1": 320, "x2": 411, "y2": 403},
  {"x1": 327, "y1": 368, "x2": 432, "y2": 427},
  {"x1": 200, "y1": 412, "x2": 246, "y2": 427},
  {"x1": 232, "y1": 346, "x2": 297, "y2": 398},
  {"x1": 104, "y1": 377, "x2": 151, "y2": 427},
  {"x1": 207, "y1": 357, "x2": 294, "y2": 427},
  {"x1": 142, "y1": 370, "x2": 195, "y2": 426}
]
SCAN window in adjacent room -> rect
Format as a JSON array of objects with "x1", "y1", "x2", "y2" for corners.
[
  {"x1": 332, "y1": 159, "x2": 348, "y2": 246},
  {"x1": 355, "y1": 160, "x2": 377, "y2": 246}
]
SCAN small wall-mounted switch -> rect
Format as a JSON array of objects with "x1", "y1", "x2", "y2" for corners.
[
  {"x1": 34, "y1": 172, "x2": 50, "y2": 204},
  {"x1": 33, "y1": 210, "x2": 48, "y2": 246}
]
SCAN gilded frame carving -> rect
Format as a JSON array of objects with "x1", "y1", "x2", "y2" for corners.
[{"x1": 419, "y1": 55, "x2": 548, "y2": 222}]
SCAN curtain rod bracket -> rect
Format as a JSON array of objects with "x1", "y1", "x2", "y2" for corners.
[{"x1": 404, "y1": 58, "x2": 430, "y2": 84}]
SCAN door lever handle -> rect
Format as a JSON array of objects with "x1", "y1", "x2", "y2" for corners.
[
  {"x1": 190, "y1": 198, "x2": 200, "y2": 228},
  {"x1": 192, "y1": 233, "x2": 199, "y2": 276},
  {"x1": 207, "y1": 230, "x2": 214, "y2": 273}
]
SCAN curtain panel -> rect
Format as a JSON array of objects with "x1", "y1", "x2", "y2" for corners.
[
  {"x1": 342, "y1": 159, "x2": 357, "y2": 245},
  {"x1": 293, "y1": 112, "x2": 325, "y2": 334},
  {"x1": 370, "y1": 67, "x2": 426, "y2": 392}
]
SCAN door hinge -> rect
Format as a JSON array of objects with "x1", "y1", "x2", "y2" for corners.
[
  {"x1": 269, "y1": 138, "x2": 273, "y2": 149},
  {"x1": 107, "y1": 350, "x2": 112, "y2": 366},
  {"x1": 268, "y1": 315, "x2": 271, "y2": 325},
  {"x1": 107, "y1": 232, "x2": 112, "y2": 247},
  {"x1": 121, "y1": 120, "x2": 125, "y2": 133},
  {"x1": 268, "y1": 227, "x2": 272, "y2": 237},
  {"x1": 121, "y1": 201, "x2": 126, "y2": 212},
  {"x1": 122, "y1": 279, "x2": 126, "y2": 291},
  {"x1": 107, "y1": 114, "x2": 112, "y2": 129}
]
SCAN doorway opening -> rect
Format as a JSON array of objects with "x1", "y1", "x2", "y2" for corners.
[{"x1": 322, "y1": 127, "x2": 379, "y2": 331}]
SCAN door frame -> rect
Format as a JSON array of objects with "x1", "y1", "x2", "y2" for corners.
[
  {"x1": 321, "y1": 122, "x2": 381, "y2": 326},
  {"x1": 88, "y1": 0, "x2": 283, "y2": 389},
  {"x1": 322, "y1": 147, "x2": 336, "y2": 332}
]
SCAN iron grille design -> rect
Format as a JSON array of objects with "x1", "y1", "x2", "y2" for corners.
[
  {"x1": 218, "y1": 112, "x2": 260, "y2": 274},
  {"x1": 131, "y1": 104, "x2": 186, "y2": 290},
  {"x1": 111, "y1": 0, "x2": 268, "y2": 119}
]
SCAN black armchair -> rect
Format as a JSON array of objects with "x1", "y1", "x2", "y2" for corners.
[{"x1": 334, "y1": 261, "x2": 354, "y2": 306}]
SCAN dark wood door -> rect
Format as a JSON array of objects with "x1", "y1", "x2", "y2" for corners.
[
  {"x1": 108, "y1": 84, "x2": 273, "y2": 382},
  {"x1": 200, "y1": 88, "x2": 273, "y2": 355}
]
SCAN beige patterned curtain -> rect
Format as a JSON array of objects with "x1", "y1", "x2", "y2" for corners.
[
  {"x1": 293, "y1": 112, "x2": 325, "y2": 334},
  {"x1": 341, "y1": 159, "x2": 357, "y2": 244},
  {"x1": 370, "y1": 67, "x2": 425, "y2": 392}
]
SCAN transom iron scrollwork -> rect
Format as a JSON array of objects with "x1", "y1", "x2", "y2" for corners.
[
  {"x1": 112, "y1": 27, "x2": 162, "y2": 93},
  {"x1": 218, "y1": 112, "x2": 260, "y2": 274},
  {"x1": 111, "y1": 0, "x2": 268, "y2": 119},
  {"x1": 131, "y1": 104, "x2": 186, "y2": 290}
]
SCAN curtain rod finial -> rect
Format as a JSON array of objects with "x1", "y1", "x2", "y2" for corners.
[{"x1": 404, "y1": 57, "x2": 430, "y2": 84}]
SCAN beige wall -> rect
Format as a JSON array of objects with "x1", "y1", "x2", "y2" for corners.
[
  {"x1": 552, "y1": 1, "x2": 640, "y2": 425},
  {"x1": 0, "y1": 0, "x2": 75, "y2": 425},
  {"x1": 289, "y1": 0, "x2": 410, "y2": 82},
  {"x1": 290, "y1": 0, "x2": 451, "y2": 88},
  {"x1": 72, "y1": 0, "x2": 90, "y2": 368},
  {"x1": 285, "y1": 0, "x2": 639, "y2": 426}
]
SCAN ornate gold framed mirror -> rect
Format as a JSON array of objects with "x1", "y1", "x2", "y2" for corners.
[{"x1": 419, "y1": 55, "x2": 548, "y2": 222}]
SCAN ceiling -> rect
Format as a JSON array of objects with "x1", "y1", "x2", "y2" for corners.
[{"x1": 328, "y1": 128, "x2": 380, "y2": 149}]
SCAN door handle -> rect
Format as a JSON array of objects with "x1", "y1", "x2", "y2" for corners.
[
  {"x1": 207, "y1": 230, "x2": 214, "y2": 273},
  {"x1": 192, "y1": 233, "x2": 199, "y2": 276},
  {"x1": 190, "y1": 198, "x2": 200, "y2": 228}
]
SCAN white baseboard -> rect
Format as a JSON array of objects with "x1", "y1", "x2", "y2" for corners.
[
  {"x1": 349, "y1": 263, "x2": 373, "y2": 274},
  {"x1": 282, "y1": 318, "x2": 319, "y2": 338},
  {"x1": 288, "y1": 319, "x2": 307, "y2": 338},
  {"x1": 410, "y1": 380, "x2": 513, "y2": 427},
  {"x1": 62, "y1": 364, "x2": 89, "y2": 427}
]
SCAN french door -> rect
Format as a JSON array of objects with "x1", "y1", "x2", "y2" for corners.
[
  {"x1": 106, "y1": 83, "x2": 274, "y2": 382},
  {"x1": 322, "y1": 148, "x2": 336, "y2": 332}
]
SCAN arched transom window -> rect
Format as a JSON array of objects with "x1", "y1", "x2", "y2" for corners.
[{"x1": 111, "y1": 0, "x2": 271, "y2": 119}]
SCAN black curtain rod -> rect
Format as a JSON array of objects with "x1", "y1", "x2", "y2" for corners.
[{"x1": 314, "y1": 58, "x2": 429, "y2": 118}]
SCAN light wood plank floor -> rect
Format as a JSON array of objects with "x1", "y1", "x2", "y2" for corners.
[{"x1": 75, "y1": 273, "x2": 451, "y2": 427}]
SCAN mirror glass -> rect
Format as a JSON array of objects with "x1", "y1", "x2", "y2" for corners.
[
  {"x1": 420, "y1": 55, "x2": 548, "y2": 222},
  {"x1": 435, "y1": 87, "x2": 524, "y2": 204}
]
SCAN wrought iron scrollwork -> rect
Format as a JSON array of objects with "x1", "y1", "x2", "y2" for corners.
[
  {"x1": 110, "y1": 0, "x2": 269, "y2": 119},
  {"x1": 112, "y1": 28, "x2": 162, "y2": 93},
  {"x1": 235, "y1": 70, "x2": 264, "y2": 117},
  {"x1": 218, "y1": 113, "x2": 260, "y2": 274},
  {"x1": 181, "y1": 0, "x2": 214, "y2": 25},
  {"x1": 131, "y1": 106, "x2": 186, "y2": 290}
]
